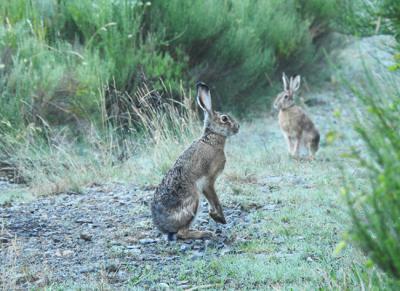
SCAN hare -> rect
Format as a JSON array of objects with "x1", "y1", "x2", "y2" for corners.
[
  {"x1": 151, "y1": 82, "x2": 240, "y2": 240},
  {"x1": 273, "y1": 73, "x2": 320, "y2": 160}
]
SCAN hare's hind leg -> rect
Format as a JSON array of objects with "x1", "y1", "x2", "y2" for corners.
[
  {"x1": 307, "y1": 132, "x2": 320, "y2": 160},
  {"x1": 177, "y1": 228, "x2": 213, "y2": 240}
]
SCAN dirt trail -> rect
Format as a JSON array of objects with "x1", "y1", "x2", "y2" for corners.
[{"x1": 1, "y1": 182, "x2": 262, "y2": 288}]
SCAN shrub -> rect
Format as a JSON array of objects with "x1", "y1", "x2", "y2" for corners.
[
  {"x1": 150, "y1": 0, "x2": 341, "y2": 110},
  {"x1": 379, "y1": 0, "x2": 400, "y2": 39},
  {"x1": 0, "y1": 0, "x2": 187, "y2": 130},
  {"x1": 0, "y1": 0, "x2": 344, "y2": 131},
  {"x1": 345, "y1": 71, "x2": 400, "y2": 283}
]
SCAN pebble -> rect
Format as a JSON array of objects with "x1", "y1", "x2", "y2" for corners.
[
  {"x1": 180, "y1": 244, "x2": 189, "y2": 252},
  {"x1": 105, "y1": 263, "x2": 119, "y2": 273},
  {"x1": 0, "y1": 182, "x2": 251, "y2": 288},
  {"x1": 128, "y1": 248, "x2": 142, "y2": 255},
  {"x1": 75, "y1": 218, "x2": 93, "y2": 224},
  {"x1": 139, "y1": 238, "x2": 157, "y2": 245},
  {"x1": 79, "y1": 233, "x2": 92, "y2": 241},
  {"x1": 0, "y1": 237, "x2": 10, "y2": 243},
  {"x1": 126, "y1": 244, "x2": 140, "y2": 249},
  {"x1": 79, "y1": 267, "x2": 97, "y2": 273}
]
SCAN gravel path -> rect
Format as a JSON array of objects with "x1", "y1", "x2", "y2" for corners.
[{"x1": 0, "y1": 183, "x2": 254, "y2": 289}]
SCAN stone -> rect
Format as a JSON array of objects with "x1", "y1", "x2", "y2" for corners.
[
  {"x1": 139, "y1": 238, "x2": 157, "y2": 245},
  {"x1": 79, "y1": 233, "x2": 92, "y2": 241}
]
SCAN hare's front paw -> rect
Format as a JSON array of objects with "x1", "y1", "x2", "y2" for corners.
[{"x1": 209, "y1": 211, "x2": 227, "y2": 224}]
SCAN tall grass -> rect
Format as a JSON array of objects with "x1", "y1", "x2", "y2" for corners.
[{"x1": 0, "y1": 84, "x2": 199, "y2": 195}]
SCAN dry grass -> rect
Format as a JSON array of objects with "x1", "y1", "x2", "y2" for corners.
[{"x1": 0, "y1": 84, "x2": 199, "y2": 197}]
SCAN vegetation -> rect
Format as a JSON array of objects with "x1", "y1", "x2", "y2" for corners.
[
  {"x1": 345, "y1": 72, "x2": 400, "y2": 285},
  {"x1": 1, "y1": 0, "x2": 400, "y2": 289},
  {"x1": 341, "y1": 0, "x2": 400, "y2": 285},
  {"x1": 0, "y1": 0, "x2": 342, "y2": 133}
]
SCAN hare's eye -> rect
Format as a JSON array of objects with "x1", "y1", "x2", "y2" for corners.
[
  {"x1": 284, "y1": 95, "x2": 289, "y2": 99},
  {"x1": 221, "y1": 115, "x2": 228, "y2": 123}
]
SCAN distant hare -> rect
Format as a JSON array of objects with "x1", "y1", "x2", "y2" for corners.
[
  {"x1": 274, "y1": 73, "x2": 320, "y2": 159},
  {"x1": 151, "y1": 82, "x2": 240, "y2": 240}
]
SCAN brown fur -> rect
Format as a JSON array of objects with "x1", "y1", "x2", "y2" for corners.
[
  {"x1": 274, "y1": 73, "x2": 320, "y2": 159},
  {"x1": 151, "y1": 82, "x2": 239, "y2": 240}
]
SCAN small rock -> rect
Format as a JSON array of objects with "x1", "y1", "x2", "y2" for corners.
[
  {"x1": 126, "y1": 245, "x2": 140, "y2": 249},
  {"x1": 128, "y1": 248, "x2": 142, "y2": 255},
  {"x1": 139, "y1": 238, "x2": 157, "y2": 245},
  {"x1": 263, "y1": 204, "x2": 277, "y2": 211},
  {"x1": 306, "y1": 256, "x2": 314, "y2": 263},
  {"x1": 192, "y1": 244, "x2": 203, "y2": 250},
  {"x1": 79, "y1": 267, "x2": 97, "y2": 273},
  {"x1": 0, "y1": 237, "x2": 10, "y2": 243},
  {"x1": 80, "y1": 233, "x2": 92, "y2": 241},
  {"x1": 105, "y1": 263, "x2": 119, "y2": 273},
  {"x1": 180, "y1": 244, "x2": 189, "y2": 252},
  {"x1": 75, "y1": 218, "x2": 93, "y2": 224},
  {"x1": 55, "y1": 249, "x2": 74, "y2": 257},
  {"x1": 52, "y1": 237, "x2": 61, "y2": 243}
]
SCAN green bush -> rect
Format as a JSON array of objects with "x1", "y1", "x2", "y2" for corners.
[
  {"x1": 379, "y1": 0, "x2": 400, "y2": 39},
  {"x1": 150, "y1": 0, "x2": 340, "y2": 110},
  {"x1": 0, "y1": 0, "x2": 187, "y2": 130},
  {"x1": 0, "y1": 0, "x2": 343, "y2": 131},
  {"x1": 335, "y1": 0, "x2": 400, "y2": 37},
  {"x1": 346, "y1": 72, "x2": 400, "y2": 283}
]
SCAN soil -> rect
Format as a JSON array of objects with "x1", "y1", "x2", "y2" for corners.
[{"x1": 0, "y1": 183, "x2": 260, "y2": 289}]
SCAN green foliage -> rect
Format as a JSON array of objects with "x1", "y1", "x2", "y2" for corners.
[
  {"x1": 0, "y1": 0, "x2": 343, "y2": 131},
  {"x1": 379, "y1": 0, "x2": 400, "y2": 40},
  {"x1": 346, "y1": 72, "x2": 400, "y2": 284},
  {"x1": 0, "y1": 0, "x2": 187, "y2": 131},
  {"x1": 335, "y1": 0, "x2": 400, "y2": 37},
  {"x1": 150, "y1": 0, "x2": 340, "y2": 109}
]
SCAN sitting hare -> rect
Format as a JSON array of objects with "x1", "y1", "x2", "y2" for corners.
[
  {"x1": 274, "y1": 73, "x2": 320, "y2": 159},
  {"x1": 151, "y1": 82, "x2": 240, "y2": 240}
]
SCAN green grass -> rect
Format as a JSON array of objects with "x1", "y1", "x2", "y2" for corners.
[
  {"x1": 1, "y1": 89, "x2": 389, "y2": 289},
  {"x1": 1, "y1": 1, "x2": 399, "y2": 288}
]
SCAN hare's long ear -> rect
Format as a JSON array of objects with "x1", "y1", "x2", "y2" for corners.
[
  {"x1": 282, "y1": 73, "x2": 290, "y2": 91},
  {"x1": 196, "y1": 82, "x2": 212, "y2": 115},
  {"x1": 291, "y1": 75, "x2": 301, "y2": 92}
]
